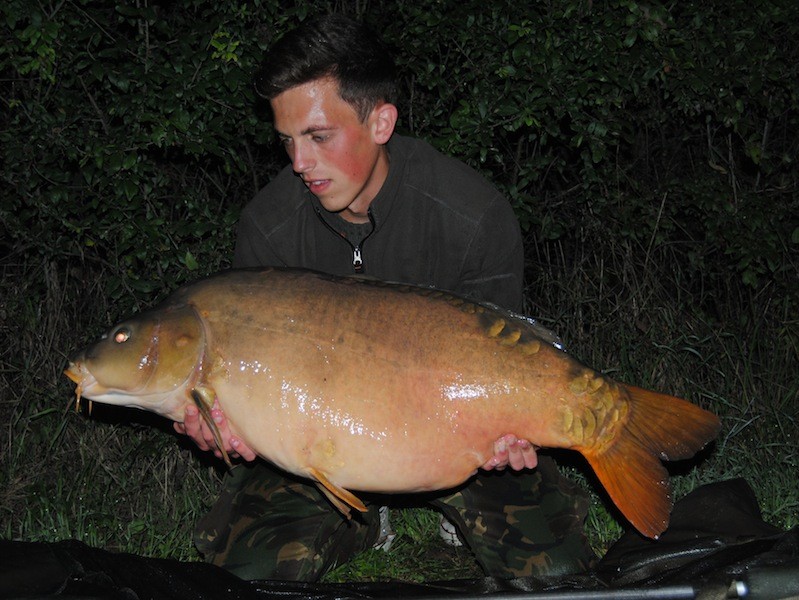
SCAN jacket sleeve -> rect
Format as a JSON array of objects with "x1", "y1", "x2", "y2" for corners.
[{"x1": 457, "y1": 195, "x2": 525, "y2": 313}]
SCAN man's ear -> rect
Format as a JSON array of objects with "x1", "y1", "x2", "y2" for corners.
[{"x1": 371, "y1": 103, "x2": 398, "y2": 144}]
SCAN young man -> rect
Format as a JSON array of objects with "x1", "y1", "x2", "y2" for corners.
[{"x1": 177, "y1": 14, "x2": 594, "y2": 581}]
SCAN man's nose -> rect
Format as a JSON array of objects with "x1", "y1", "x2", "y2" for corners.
[{"x1": 291, "y1": 140, "x2": 315, "y2": 174}]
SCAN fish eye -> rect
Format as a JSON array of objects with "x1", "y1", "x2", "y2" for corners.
[{"x1": 114, "y1": 328, "x2": 131, "y2": 343}]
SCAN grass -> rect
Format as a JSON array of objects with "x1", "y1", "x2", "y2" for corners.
[
  {"x1": 324, "y1": 508, "x2": 482, "y2": 582},
  {"x1": 1, "y1": 235, "x2": 797, "y2": 583}
]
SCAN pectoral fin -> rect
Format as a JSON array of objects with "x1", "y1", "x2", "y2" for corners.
[
  {"x1": 190, "y1": 387, "x2": 232, "y2": 469},
  {"x1": 307, "y1": 467, "x2": 367, "y2": 519}
]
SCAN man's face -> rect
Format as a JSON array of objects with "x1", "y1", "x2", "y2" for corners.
[{"x1": 271, "y1": 78, "x2": 391, "y2": 224}]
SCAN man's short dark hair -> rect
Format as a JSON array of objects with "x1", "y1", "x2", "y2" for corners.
[{"x1": 255, "y1": 14, "x2": 398, "y2": 121}]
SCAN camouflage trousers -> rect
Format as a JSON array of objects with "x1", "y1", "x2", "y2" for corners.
[{"x1": 194, "y1": 456, "x2": 595, "y2": 581}]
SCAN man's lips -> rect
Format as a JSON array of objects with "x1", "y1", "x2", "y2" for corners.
[{"x1": 303, "y1": 178, "x2": 330, "y2": 193}]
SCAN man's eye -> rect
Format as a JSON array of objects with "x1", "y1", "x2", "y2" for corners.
[{"x1": 312, "y1": 135, "x2": 328, "y2": 143}]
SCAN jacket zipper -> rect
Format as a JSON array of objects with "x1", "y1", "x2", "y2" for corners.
[
  {"x1": 314, "y1": 206, "x2": 376, "y2": 274},
  {"x1": 352, "y1": 246, "x2": 364, "y2": 271}
]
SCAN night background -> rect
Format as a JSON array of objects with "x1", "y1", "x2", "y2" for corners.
[{"x1": 2, "y1": 0, "x2": 797, "y2": 584}]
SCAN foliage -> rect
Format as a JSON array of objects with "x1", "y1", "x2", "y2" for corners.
[
  {"x1": 2, "y1": 0, "x2": 797, "y2": 310},
  {"x1": 374, "y1": 0, "x2": 798, "y2": 296},
  {"x1": 2, "y1": 0, "x2": 288, "y2": 308}
]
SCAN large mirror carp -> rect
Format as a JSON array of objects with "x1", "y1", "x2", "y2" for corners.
[{"x1": 65, "y1": 268, "x2": 721, "y2": 539}]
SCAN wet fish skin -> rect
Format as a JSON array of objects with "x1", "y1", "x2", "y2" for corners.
[{"x1": 65, "y1": 267, "x2": 721, "y2": 538}]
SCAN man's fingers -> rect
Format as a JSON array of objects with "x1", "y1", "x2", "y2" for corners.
[
  {"x1": 507, "y1": 442, "x2": 526, "y2": 470},
  {"x1": 179, "y1": 404, "x2": 212, "y2": 451},
  {"x1": 174, "y1": 400, "x2": 257, "y2": 463},
  {"x1": 231, "y1": 437, "x2": 257, "y2": 462},
  {"x1": 207, "y1": 408, "x2": 225, "y2": 446},
  {"x1": 519, "y1": 440, "x2": 539, "y2": 469},
  {"x1": 507, "y1": 439, "x2": 538, "y2": 470},
  {"x1": 484, "y1": 435, "x2": 538, "y2": 472}
]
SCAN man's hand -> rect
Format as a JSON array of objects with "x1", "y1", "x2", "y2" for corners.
[
  {"x1": 482, "y1": 434, "x2": 538, "y2": 471},
  {"x1": 173, "y1": 400, "x2": 257, "y2": 462}
]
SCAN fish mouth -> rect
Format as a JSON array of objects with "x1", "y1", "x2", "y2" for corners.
[
  {"x1": 64, "y1": 362, "x2": 84, "y2": 385},
  {"x1": 64, "y1": 361, "x2": 100, "y2": 412},
  {"x1": 64, "y1": 361, "x2": 97, "y2": 389}
]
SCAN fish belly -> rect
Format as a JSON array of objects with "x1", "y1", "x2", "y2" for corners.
[{"x1": 209, "y1": 372, "x2": 529, "y2": 493}]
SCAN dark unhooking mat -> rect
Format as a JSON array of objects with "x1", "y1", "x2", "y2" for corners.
[{"x1": 2, "y1": 479, "x2": 798, "y2": 600}]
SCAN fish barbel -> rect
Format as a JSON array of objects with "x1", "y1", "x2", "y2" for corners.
[{"x1": 64, "y1": 268, "x2": 720, "y2": 538}]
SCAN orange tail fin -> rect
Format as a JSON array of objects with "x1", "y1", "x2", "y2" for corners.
[{"x1": 582, "y1": 385, "x2": 721, "y2": 538}]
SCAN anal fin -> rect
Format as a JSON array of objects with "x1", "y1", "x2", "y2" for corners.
[{"x1": 308, "y1": 467, "x2": 367, "y2": 519}]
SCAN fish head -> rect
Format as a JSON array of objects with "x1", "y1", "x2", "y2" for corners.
[{"x1": 64, "y1": 304, "x2": 204, "y2": 420}]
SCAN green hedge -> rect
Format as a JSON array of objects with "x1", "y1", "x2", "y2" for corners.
[{"x1": 2, "y1": 0, "x2": 797, "y2": 309}]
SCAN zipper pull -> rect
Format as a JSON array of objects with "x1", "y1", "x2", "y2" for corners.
[{"x1": 353, "y1": 246, "x2": 363, "y2": 272}]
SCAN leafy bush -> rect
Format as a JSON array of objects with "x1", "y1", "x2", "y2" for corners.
[
  {"x1": 373, "y1": 0, "x2": 798, "y2": 297},
  {"x1": 3, "y1": 1, "x2": 291, "y2": 306},
  {"x1": 3, "y1": 0, "x2": 797, "y2": 306}
]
